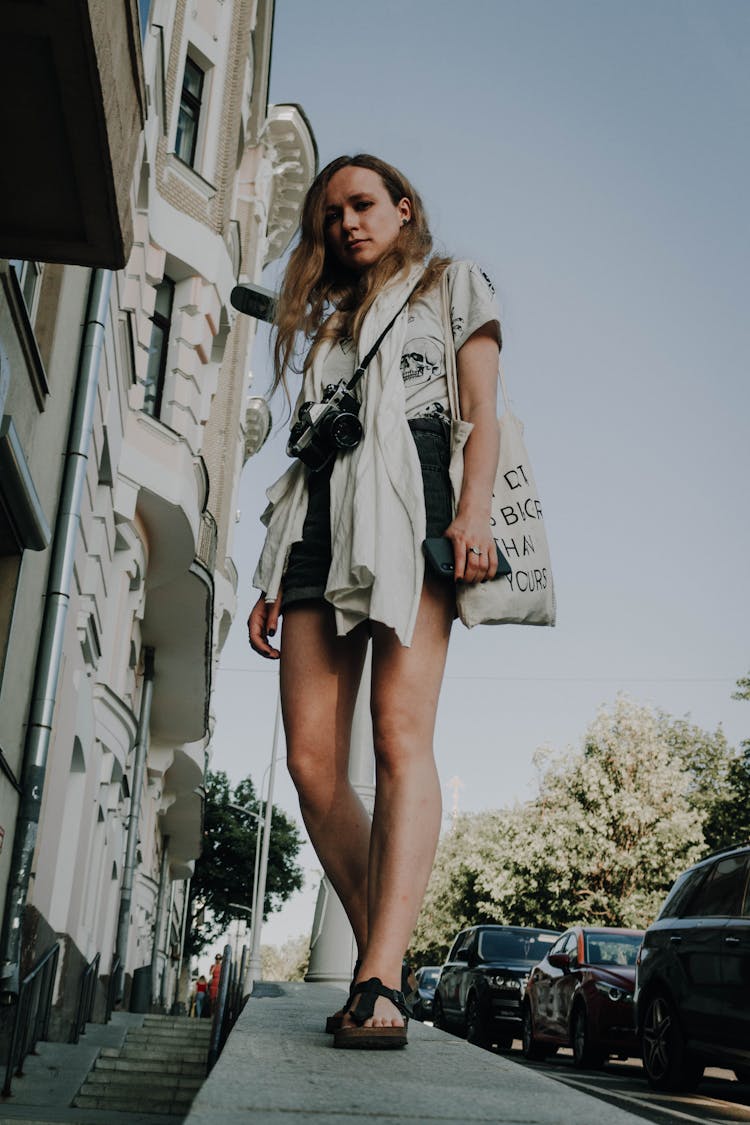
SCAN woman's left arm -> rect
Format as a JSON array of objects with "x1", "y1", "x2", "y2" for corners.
[{"x1": 444, "y1": 323, "x2": 500, "y2": 583}]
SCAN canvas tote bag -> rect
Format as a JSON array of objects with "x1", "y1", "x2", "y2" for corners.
[{"x1": 441, "y1": 272, "x2": 556, "y2": 627}]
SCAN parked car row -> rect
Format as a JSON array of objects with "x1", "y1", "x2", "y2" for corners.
[{"x1": 420, "y1": 844, "x2": 750, "y2": 1094}]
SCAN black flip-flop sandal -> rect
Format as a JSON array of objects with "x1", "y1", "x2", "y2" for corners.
[
  {"x1": 325, "y1": 959, "x2": 361, "y2": 1033},
  {"x1": 332, "y1": 977, "x2": 409, "y2": 1050},
  {"x1": 327, "y1": 961, "x2": 415, "y2": 1032}
]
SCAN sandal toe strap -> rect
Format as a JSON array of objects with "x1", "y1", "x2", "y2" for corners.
[
  {"x1": 341, "y1": 958, "x2": 362, "y2": 1015},
  {"x1": 348, "y1": 977, "x2": 408, "y2": 1026}
]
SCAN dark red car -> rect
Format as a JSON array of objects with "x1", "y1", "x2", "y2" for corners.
[{"x1": 522, "y1": 926, "x2": 645, "y2": 1068}]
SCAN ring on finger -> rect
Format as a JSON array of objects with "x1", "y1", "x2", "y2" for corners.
[{"x1": 469, "y1": 545, "x2": 482, "y2": 557}]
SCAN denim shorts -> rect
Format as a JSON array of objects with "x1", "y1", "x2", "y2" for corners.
[{"x1": 282, "y1": 418, "x2": 453, "y2": 609}]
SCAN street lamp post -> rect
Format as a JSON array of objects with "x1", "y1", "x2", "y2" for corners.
[{"x1": 244, "y1": 692, "x2": 282, "y2": 995}]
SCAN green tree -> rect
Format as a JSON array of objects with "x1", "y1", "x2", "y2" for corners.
[
  {"x1": 701, "y1": 673, "x2": 750, "y2": 850},
  {"x1": 186, "y1": 771, "x2": 304, "y2": 957},
  {"x1": 412, "y1": 696, "x2": 709, "y2": 960},
  {"x1": 261, "y1": 934, "x2": 310, "y2": 981},
  {"x1": 412, "y1": 809, "x2": 510, "y2": 962}
]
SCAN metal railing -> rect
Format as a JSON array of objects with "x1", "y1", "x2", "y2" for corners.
[
  {"x1": 105, "y1": 955, "x2": 120, "y2": 1023},
  {"x1": 207, "y1": 943, "x2": 248, "y2": 1072},
  {"x1": 70, "y1": 951, "x2": 100, "y2": 1044},
  {"x1": 2, "y1": 941, "x2": 60, "y2": 1098}
]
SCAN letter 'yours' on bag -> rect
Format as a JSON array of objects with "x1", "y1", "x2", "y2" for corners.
[{"x1": 441, "y1": 272, "x2": 556, "y2": 628}]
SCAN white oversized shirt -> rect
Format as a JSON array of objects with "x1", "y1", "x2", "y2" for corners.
[{"x1": 253, "y1": 260, "x2": 500, "y2": 646}]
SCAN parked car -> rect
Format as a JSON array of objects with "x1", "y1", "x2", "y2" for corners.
[
  {"x1": 521, "y1": 926, "x2": 644, "y2": 1068},
  {"x1": 635, "y1": 844, "x2": 750, "y2": 1092},
  {"x1": 433, "y1": 925, "x2": 560, "y2": 1049},
  {"x1": 412, "y1": 966, "x2": 440, "y2": 1021}
]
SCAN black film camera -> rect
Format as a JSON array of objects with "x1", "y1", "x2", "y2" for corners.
[{"x1": 287, "y1": 381, "x2": 363, "y2": 471}]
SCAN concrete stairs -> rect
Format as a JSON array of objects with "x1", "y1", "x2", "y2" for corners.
[{"x1": 72, "y1": 1014, "x2": 211, "y2": 1117}]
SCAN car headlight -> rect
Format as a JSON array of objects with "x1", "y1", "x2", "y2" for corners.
[
  {"x1": 594, "y1": 981, "x2": 632, "y2": 1003},
  {"x1": 488, "y1": 975, "x2": 522, "y2": 991}
]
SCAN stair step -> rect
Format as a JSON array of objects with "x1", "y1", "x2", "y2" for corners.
[
  {"x1": 84, "y1": 1069, "x2": 204, "y2": 1090},
  {"x1": 95, "y1": 1054, "x2": 204, "y2": 1076},
  {"x1": 104, "y1": 1044, "x2": 208, "y2": 1062},
  {"x1": 127, "y1": 1027, "x2": 211, "y2": 1040},
  {"x1": 73, "y1": 1090, "x2": 194, "y2": 1114}
]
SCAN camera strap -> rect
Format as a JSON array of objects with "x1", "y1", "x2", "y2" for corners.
[{"x1": 346, "y1": 281, "x2": 422, "y2": 392}]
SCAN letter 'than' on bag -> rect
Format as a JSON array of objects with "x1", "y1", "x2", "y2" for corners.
[{"x1": 441, "y1": 271, "x2": 556, "y2": 627}]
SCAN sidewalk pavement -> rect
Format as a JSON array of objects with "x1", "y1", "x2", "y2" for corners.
[
  {"x1": 0, "y1": 1012, "x2": 177, "y2": 1125},
  {"x1": 185, "y1": 981, "x2": 647, "y2": 1125}
]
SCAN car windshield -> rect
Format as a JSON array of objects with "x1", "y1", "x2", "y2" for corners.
[
  {"x1": 584, "y1": 933, "x2": 642, "y2": 966},
  {"x1": 478, "y1": 929, "x2": 558, "y2": 963},
  {"x1": 419, "y1": 969, "x2": 440, "y2": 987}
]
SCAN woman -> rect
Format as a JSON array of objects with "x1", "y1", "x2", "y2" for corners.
[{"x1": 248, "y1": 155, "x2": 500, "y2": 1049}]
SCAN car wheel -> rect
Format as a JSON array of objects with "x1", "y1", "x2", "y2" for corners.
[
  {"x1": 432, "y1": 993, "x2": 447, "y2": 1032},
  {"x1": 521, "y1": 1000, "x2": 548, "y2": 1061},
  {"x1": 641, "y1": 992, "x2": 704, "y2": 1092},
  {"x1": 465, "y1": 994, "x2": 493, "y2": 1050},
  {"x1": 571, "y1": 1004, "x2": 605, "y2": 1070}
]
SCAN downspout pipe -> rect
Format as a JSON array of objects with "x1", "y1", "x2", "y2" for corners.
[
  {"x1": 0, "y1": 269, "x2": 113, "y2": 1001},
  {"x1": 114, "y1": 646, "x2": 155, "y2": 1001},
  {"x1": 150, "y1": 834, "x2": 170, "y2": 1007}
]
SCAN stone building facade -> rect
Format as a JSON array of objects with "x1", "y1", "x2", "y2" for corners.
[{"x1": 0, "y1": 0, "x2": 315, "y2": 1033}]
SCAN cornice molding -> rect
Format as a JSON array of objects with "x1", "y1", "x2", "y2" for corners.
[{"x1": 262, "y1": 104, "x2": 318, "y2": 265}]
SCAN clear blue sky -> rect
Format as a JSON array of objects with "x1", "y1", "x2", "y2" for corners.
[{"x1": 210, "y1": 0, "x2": 750, "y2": 946}]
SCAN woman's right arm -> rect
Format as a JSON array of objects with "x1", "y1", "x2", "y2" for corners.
[{"x1": 248, "y1": 591, "x2": 282, "y2": 659}]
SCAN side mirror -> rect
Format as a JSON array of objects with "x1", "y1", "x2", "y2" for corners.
[
  {"x1": 548, "y1": 952, "x2": 571, "y2": 971},
  {"x1": 455, "y1": 948, "x2": 470, "y2": 963}
]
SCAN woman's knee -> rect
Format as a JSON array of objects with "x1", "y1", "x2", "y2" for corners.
[
  {"x1": 371, "y1": 707, "x2": 433, "y2": 777},
  {"x1": 286, "y1": 734, "x2": 342, "y2": 809}
]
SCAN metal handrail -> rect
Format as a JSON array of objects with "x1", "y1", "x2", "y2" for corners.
[
  {"x1": 2, "y1": 941, "x2": 60, "y2": 1098},
  {"x1": 207, "y1": 943, "x2": 247, "y2": 1071},
  {"x1": 70, "y1": 952, "x2": 100, "y2": 1044},
  {"x1": 105, "y1": 955, "x2": 121, "y2": 1023}
]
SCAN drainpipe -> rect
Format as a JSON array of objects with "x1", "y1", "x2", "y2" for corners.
[
  {"x1": 172, "y1": 877, "x2": 190, "y2": 1014},
  {"x1": 0, "y1": 269, "x2": 113, "y2": 1001},
  {"x1": 114, "y1": 646, "x2": 155, "y2": 1000},
  {"x1": 150, "y1": 834, "x2": 170, "y2": 1007}
]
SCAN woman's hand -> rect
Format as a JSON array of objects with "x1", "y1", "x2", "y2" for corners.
[
  {"x1": 248, "y1": 591, "x2": 282, "y2": 659},
  {"x1": 444, "y1": 512, "x2": 498, "y2": 584}
]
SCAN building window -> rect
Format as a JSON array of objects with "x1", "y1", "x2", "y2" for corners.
[
  {"x1": 9, "y1": 260, "x2": 42, "y2": 318},
  {"x1": 175, "y1": 58, "x2": 205, "y2": 167},
  {"x1": 143, "y1": 278, "x2": 174, "y2": 419}
]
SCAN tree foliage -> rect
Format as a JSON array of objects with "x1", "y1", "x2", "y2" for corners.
[
  {"x1": 186, "y1": 771, "x2": 304, "y2": 957},
  {"x1": 412, "y1": 696, "x2": 729, "y2": 963},
  {"x1": 701, "y1": 672, "x2": 750, "y2": 851},
  {"x1": 261, "y1": 934, "x2": 310, "y2": 982}
]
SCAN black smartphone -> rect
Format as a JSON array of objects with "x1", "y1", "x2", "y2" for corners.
[{"x1": 422, "y1": 537, "x2": 512, "y2": 581}]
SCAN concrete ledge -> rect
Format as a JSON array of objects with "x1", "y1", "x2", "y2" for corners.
[{"x1": 185, "y1": 981, "x2": 646, "y2": 1125}]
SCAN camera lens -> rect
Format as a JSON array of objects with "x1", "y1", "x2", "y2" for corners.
[{"x1": 330, "y1": 412, "x2": 363, "y2": 450}]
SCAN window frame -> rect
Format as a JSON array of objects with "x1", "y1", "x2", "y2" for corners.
[
  {"x1": 142, "y1": 277, "x2": 175, "y2": 420},
  {"x1": 175, "y1": 56, "x2": 205, "y2": 168}
]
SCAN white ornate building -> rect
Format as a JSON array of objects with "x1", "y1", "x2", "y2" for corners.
[{"x1": 0, "y1": 0, "x2": 315, "y2": 1031}]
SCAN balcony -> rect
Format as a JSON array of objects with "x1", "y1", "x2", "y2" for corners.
[{"x1": 0, "y1": 0, "x2": 145, "y2": 268}]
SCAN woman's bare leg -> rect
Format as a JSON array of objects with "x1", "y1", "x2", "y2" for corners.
[
  {"x1": 344, "y1": 578, "x2": 454, "y2": 1028},
  {"x1": 280, "y1": 603, "x2": 371, "y2": 951}
]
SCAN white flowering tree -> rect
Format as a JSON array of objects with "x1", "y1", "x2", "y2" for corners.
[{"x1": 412, "y1": 696, "x2": 717, "y2": 962}]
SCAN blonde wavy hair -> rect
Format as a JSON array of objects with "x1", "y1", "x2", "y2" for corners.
[{"x1": 272, "y1": 154, "x2": 450, "y2": 393}]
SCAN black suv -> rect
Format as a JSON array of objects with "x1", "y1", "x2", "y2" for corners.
[
  {"x1": 433, "y1": 925, "x2": 560, "y2": 1049},
  {"x1": 635, "y1": 844, "x2": 750, "y2": 1091}
]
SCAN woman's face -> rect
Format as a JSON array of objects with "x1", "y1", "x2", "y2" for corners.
[{"x1": 323, "y1": 165, "x2": 411, "y2": 272}]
